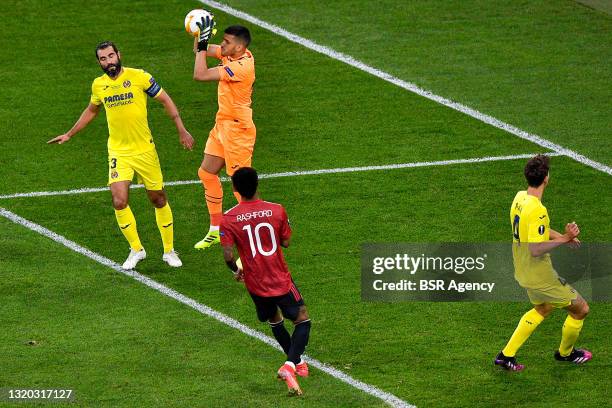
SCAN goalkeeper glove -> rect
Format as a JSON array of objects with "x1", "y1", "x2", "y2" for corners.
[{"x1": 196, "y1": 13, "x2": 217, "y2": 52}]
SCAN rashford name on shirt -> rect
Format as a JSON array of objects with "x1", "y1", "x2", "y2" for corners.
[{"x1": 236, "y1": 209, "x2": 273, "y2": 222}]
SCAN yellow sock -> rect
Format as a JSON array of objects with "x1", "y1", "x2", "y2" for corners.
[
  {"x1": 155, "y1": 203, "x2": 174, "y2": 253},
  {"x1": 502, "y1": 308, "x2": 545, "y2": 357},
  {"x1": 115, "y1": 206, "x2": 143, "y2": 251},
  {"x1": 559, "y1": 315, "x2": 584, "y2": 357}
]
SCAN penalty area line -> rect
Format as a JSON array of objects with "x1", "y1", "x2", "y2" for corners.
[
  {"x1": 0, "y1": 152, "x2": 561, "y2": 200},
  {"x1": 198, "y1": 0, "x2": 612, "y2": 177},
  {"x1": 0, "y1": 208, "x2": 414, "y2": 408}
]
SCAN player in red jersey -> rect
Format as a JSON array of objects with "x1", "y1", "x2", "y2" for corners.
[{"x1": 220, "y1": 167, "x2": 311, "y2": 396}]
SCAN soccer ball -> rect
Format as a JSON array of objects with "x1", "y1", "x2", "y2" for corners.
[{"x1": 184, "y1": 9, "x2": 213, "y2": 37}]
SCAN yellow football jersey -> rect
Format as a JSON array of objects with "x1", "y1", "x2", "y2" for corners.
[
  {"x1": 90, "y1": 67, "x2": 163, "y2": 156},
  {"x1": 510, "y1": 191, "x2": 557, "y2": 288}
]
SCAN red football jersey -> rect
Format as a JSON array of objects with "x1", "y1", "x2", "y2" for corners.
[{"x1": 220, "y1": 200, "x2": 293, "y2": 297}]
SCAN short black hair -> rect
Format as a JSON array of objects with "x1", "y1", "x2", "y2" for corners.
[
  {"x1": 224, "y1": 25, "x2": 251, "y2": 47},
  {"x1": 231, "y1": 167, "x2": 258, "y2": 199},
  {"x1": 524, "y1": 154, "x2": 550, "y2": 187},
  {"x1": 95, "y1": 41, "x2": 119, "y2": 59}
]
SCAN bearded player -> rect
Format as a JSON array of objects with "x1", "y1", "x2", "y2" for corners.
[
  {"x1": 495, "y1": 155, "x2": 591, "y2": 371},
  {"x1": 48, "y1": 41, "x2": 194, "y2": 269},
  {"x1": 190, "y1": 13, "x2": 257, "y2": 250},
  {"x1": 220, "y1": 168, "x2": 311, "y2": 396}
]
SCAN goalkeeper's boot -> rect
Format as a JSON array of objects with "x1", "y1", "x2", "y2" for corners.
[
  {"x1": 494, "y1": 352, "x2": 524, "y2": 372},
  {"x1": 296, "y1": 360, "x2": 309, "y2": 377},
  {"x1": 277, "y1": 363, "x2": 303, "y2": 396},
  {"x1": 162, "y1": 249, "x2": 183, "y2": 267},
  {"x1": 554, "y1": 348, "x2": 592, "y2": 364},
  {"x1": 122, "y1": 248, "x2": 146, "y2": 270},
  {"x1": 194, "y1": 230, "x2": 220, "y2": 250}
]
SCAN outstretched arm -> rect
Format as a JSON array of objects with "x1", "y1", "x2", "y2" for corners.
[
  {"x1": 47, "y1": 103, "x2": 100, "y2": 144},
  {"x1": 154, "y1": 90, "x2": 194, "y2": 150}
]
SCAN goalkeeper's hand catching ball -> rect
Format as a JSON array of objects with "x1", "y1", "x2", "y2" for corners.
[{"x1": 196, "y1": 13, "x2": 217, "y2": 52}]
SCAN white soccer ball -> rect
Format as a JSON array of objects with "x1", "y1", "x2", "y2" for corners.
[{"x1": 184, "y1": 9, "x2": 212, "y2": 37}]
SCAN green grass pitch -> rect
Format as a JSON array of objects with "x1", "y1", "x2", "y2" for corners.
[{"x1": 1, "y1": 1, "x2": 610, "y2": 407}]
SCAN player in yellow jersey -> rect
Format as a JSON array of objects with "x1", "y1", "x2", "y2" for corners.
[
  {"x1": 495, "y1": 155, "x2": 591, "y2": 371},
  {"x1": 48, "y1": 41, "x2": 194, "y2": 270},
  {"x1": 190, "y1": 14, "x2": 257, "y2": 250}
]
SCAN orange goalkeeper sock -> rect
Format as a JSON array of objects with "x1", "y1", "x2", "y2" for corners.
[{"x1": 198, "y1": 167, "x2": 223, "y2": 227}]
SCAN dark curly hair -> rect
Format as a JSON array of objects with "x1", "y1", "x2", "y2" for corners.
[{"x1": 524, "y1": 154, "x2": 550, "y2": 187}]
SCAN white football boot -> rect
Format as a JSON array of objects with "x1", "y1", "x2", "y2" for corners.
[
  {"x1": 122, "y1": 249, "x2": 146, "y2": 270},
  {"x1": 162, "y1": 249, "x2": 183, "y2": 267}
]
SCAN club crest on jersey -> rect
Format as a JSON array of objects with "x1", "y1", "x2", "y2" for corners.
[
  {"x1": 111, "y1": 171, "x2": 119, "y2": 179},
  {"x1": 123, "y1": 80, "x2": 131, "y2": 88},
  {"x1": 538, "y1": 225, "x2": 545, "y2": 235}
]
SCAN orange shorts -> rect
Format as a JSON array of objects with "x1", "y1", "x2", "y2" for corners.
[{"x1": 204, "y1": 120, "x2": 256, "y2": 175}]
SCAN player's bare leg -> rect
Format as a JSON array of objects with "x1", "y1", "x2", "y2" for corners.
[
  {"x1": 147, "y1": 189, "x2": 181, "y2": 267},
  {"x1": 195, "y1": 154, "x2": 225, "y2": 249},
  {"x1": 111, "y1": 180, "x2": 131, "y2": 211},
  {"x1": 556, "y1": 296, "x2": 591, "y2": 364},
  {"x1": 111, "y1": 181, "x2": 146, "y2": 269}
]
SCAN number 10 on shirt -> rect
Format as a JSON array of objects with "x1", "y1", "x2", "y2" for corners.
[{"x1": 243, "y1": 223, "x2": 278, "y2": 257}]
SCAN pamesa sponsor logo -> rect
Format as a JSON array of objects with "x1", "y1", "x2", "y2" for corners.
[{"x1": 104, "y1": 92, "x2": 134, "y2": 107}]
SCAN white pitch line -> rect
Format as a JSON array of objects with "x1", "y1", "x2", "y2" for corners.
[
  {"x1": 0, "y1": 152, "x2": 560, "y2": 200},
  {"x1": 0, "y1": 207, "x2": 414, "y2": 408},
  {"x1": 198, "y1": 0, "x2": 612, "y2": 177}
]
